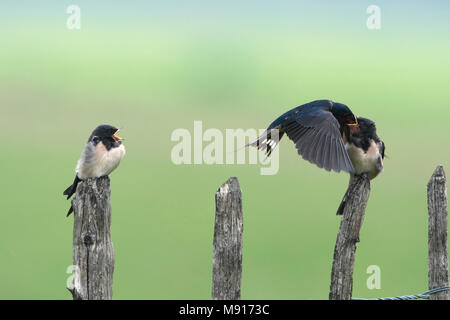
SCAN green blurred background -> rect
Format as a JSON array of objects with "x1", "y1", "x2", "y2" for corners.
[{"x1": 0, "y1": 1, "x2": 449, "y2": 299}]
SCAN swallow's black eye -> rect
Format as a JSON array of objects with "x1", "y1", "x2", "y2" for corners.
[{"x1": 92, "y1": 136, "x2": 100, "y2": 143}]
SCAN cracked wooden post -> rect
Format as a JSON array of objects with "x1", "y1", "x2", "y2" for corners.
[
  {"x1": 212, "y1": 177, "x2": 243, "y2": 300},
  {"x1": 427, "y1": 165, "x2": 449, "y2": 300},
  {"x1": 329, "y1": 174, "x2": 371, "y2": 300},
  {"x1": 68, "y1": 176, "x2": 114, "y2": 300}
]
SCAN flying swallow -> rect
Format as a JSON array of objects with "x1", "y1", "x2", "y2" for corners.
[
  {"x1": 63, "y1": 124, "x2": 126, "y2": 216},
  {"x1": 248, "y1": 99, "x2": 385, "y2": 214}
]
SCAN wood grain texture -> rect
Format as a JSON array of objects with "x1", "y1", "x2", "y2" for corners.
[
  {"x1": 427, "y1": 165, "x2": 449, "y2": 300},
  {"x1": 69, "y1": 176, "x2": 114, "y2": 300},
  {"x1": 212, "y1": 177, "x2": 243, "y2": 300},
  {"x1": 329, "y1": 174, "x2": 370, "y2": 300}
]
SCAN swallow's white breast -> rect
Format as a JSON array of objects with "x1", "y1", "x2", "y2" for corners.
[
  {"x1": 345, "y1": 140, "x2": 383, "y2": 180},
  {"x1": 76, "y1": 142, "x2": 126, "y2": 179}
]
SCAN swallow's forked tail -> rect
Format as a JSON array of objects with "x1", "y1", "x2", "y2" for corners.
[
  {"x1": 63, "y1": 175, "x2": 81, "y2": 199},
  {"x1": 246, "y1": 127, "x2": 284, "y2": 158},
  {"x1": 336, "y1": 189, "x2": 348, "y2": 215},
  {"x1": 63, "y1": 175, "x2": 81, "y2": 217}
]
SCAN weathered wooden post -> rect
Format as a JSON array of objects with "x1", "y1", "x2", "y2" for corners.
[
  {"x1": 329, "y1": 174, "x2": 371, "y2": 300},
  {"x1": 212, "y1": 177, "x2": 243, "y2": 300},
  {"x1": 68, "y1": 176, "x2": 115, "y2": 300},
  {"x1": 427, "y1": 165, "x2": 449, "y2": 300}
]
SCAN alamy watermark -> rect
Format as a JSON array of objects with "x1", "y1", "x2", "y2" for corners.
[
  {"x1": 66, "y1": 265, "x2": 80, "y2": 290},
  {"x1": 67, "y1": 5, "x2": 81, "y2": 30},
  {"x1": 170, "y1": 121, "x2": 279, "y2": 175},
  {"x1": 366, "y1": 5, "x2": 381, "y2": 30},
  {"x1": 366, "y1": 265, "x2": 381, "y2": 289}
]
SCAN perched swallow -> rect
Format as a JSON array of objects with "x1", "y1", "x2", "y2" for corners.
[
  {"x1": 63, "y1": 124, "x2": 126, "y2": 216},
  {"x1": 336, "y1": 116, "x2": 385, "y2": 215},
  {"x1": 249, "y1": 99, "x2": 385, "y2": 214}
]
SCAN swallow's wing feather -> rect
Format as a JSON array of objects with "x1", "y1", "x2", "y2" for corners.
[{"x1": 284, "y1": 106, "x2": 354, "y2": 173}]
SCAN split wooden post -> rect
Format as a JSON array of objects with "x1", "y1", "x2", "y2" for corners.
[
  {"x1": 212, "y1": 177, "x2": 243, "y2": 300},
  {"x1": 329, "y1": 174, "x2": 371, "y2": 300},
  {"x1": 427, "y1": 165, "x2": 449, "y2": 300},
  {"x1": 68, "y1": 176, "x2": 115, "y2": 300}
]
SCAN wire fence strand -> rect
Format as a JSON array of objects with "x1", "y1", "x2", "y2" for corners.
[{"x1": 353, "y1": 286, "x2": 450, "y2": 300}]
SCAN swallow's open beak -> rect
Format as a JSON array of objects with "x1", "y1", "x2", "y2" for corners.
[
  {"x1": 347, "y1": 116, "x2": 358, "y2": 126},
  {"x1": 112, "y1": 129, "x2": 124, "y2": 142},
  {"x1": 346, "y1": 117, "x2": 359, "y2": 134}
]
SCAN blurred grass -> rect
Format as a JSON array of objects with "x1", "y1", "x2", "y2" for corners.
[{"x1": 0, "y1": 1, "x2": 449, "y2": 299}]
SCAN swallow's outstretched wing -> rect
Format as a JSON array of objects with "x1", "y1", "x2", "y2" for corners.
[
  {"x1": 250, "y1": 100, "x2": 354, "y2": 173},
  {"x1": 283, "y1": 104, "x2": 354, "y2": 173}
]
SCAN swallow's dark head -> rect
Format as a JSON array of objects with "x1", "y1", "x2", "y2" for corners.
[
  {"x1": 331, "y1": 102, "x2": 358, "y2": 128},
  {"x1": 89, "y1": 124, "x2": 123, "y2": 144}
]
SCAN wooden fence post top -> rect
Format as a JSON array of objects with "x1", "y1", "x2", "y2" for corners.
[
  {"x1": 329, "y1": 173, "x2": 371, "y2": 300},
  {"x1": 78, "y1": 176, "x2": 110, "y2": 190},
  {"x1": 216, "y1": 177, "x2": 241, "y2": 196},
  {"x1": 427, "y1": 165, "x2": 449, "y2": 300},
  {"x1": 70, "y1": 175, "x2": 114, "y2": 300},
  {"x1": 212, "y1": 177, "x2": 243, "y2": 300},
  {"x1": 428, "y1": 165, "x2": 446, "y2": 185},
  {"x1": 217, "y1": 176, "x2": 241, "y2": 192}
]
